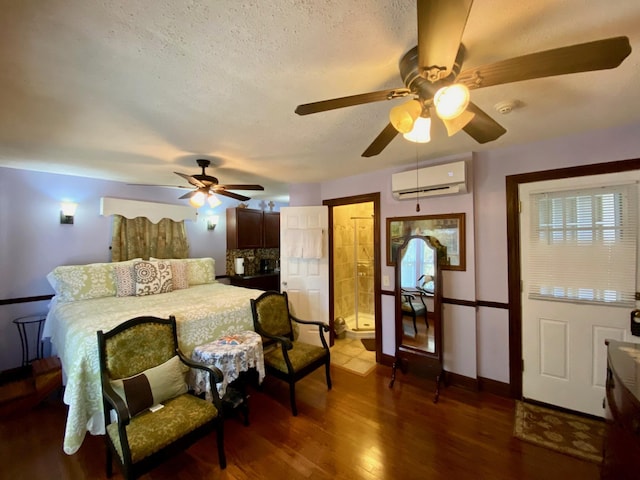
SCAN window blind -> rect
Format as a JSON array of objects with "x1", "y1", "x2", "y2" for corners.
[{"x1": 528, "y1": 184, "x2": 637, "y2": 307}]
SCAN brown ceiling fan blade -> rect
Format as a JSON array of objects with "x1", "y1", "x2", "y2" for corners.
[
  {"x1": 457, "y1": 36, "x2": 632, "y2": 90},
  {"x1": 295, "y1": 88, "x2": 410, "y2": 115},
  {"x1": 417, "y1": 0, "x2": 473, "y2": 81},
  {"x1": 216, "y1": 190, "x2": 251, "y2": 202},
  {"x1": 462, "y1": 102, "x2": 507, "y2": 144},
  {"x1": 218, "y1": 184, "x2": 265, "y2": 191},
  {"x1": 174, "y1": 171, "x2": 206, "y2": 189},
  {"x1": 362, "y1": 123, "x2": 400, "y2": 157}
]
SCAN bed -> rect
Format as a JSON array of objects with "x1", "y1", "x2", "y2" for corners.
[{"x1": 43, "y1": 257, "x2": 259, "y2": 455}]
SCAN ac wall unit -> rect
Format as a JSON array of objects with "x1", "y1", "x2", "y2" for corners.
[{"x1": 391, "y1": 160, "x2": 467, "y2": 200}]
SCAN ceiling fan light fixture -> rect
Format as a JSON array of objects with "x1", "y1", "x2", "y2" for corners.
[
  {"x1": 207, "y1": 193, "x2": 221, "y2": 208},
  {"x1": 403, "y1": 115, "x2": 431, "y2": 143},
  {"x1": 389, "y1": 99, "x2": 422, "y2": 133},
  {"x1": 442, "y1": 109, "x2": 475, "y2": 136},
  {"x1": 434, "y1": 83, "x2": 470, "y2": 120},
  {"x1": 189, "y1": 190, "x2": 206, "y2": 208}
]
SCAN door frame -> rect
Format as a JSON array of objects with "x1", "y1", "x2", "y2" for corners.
[
  {"x1": 323, "y1": 193, "x2": 382, "y2": 361},
  {"x1": 506, "y1": 157, "x2": 640, "y2": 398}
]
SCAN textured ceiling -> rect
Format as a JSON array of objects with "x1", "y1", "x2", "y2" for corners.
[{"x1": 1, "y1": 0, "x2": 639, "y2": 202}]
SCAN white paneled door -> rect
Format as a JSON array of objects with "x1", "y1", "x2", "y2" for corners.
[
  {"x1": 279, "y1": 206, "x2": 329, "y2": 346},
  {"x1": 520, "y1": 171, "x2": 640, "y2": 417}
]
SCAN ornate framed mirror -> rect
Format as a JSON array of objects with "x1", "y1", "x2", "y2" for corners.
[{"x1": 389, "y1": 235, "x2": 444, "y2": 402}]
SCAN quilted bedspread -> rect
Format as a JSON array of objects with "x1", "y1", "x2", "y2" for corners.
[{"x1": 44, "y1": 283, "x2": 258, "y2": 454}]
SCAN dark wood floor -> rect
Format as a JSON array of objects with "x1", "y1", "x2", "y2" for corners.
[{"x1": 0, "y1": 365, "x2": 600, "y2": 480}]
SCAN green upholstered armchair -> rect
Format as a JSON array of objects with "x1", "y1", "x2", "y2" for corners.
[
  {"x1": 250, "y1": 290, "x2": 331, "y2": 416},
  {"x1": 97, "y1": 316, "x2": 226, "y2": 480}
]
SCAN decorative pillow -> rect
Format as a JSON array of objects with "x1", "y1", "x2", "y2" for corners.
[
  {"x1": 186, "y1": 257, "x2": 216, "y2": 285},
  {"x1": 110, "y1": 355, "x2": 188, "y2": 416},
  {"x1": 134, "y1": 260, "x2": 173, "y2": 296},
  {"x1": 113, "y1": 263, "x2": 136, "y2": 297},
  {"x1": 47, "y1": 262, "x2": 116, "y2": 303},
  {"x1": 170, "y1": 260, "x2": 189, "y2": 290}
]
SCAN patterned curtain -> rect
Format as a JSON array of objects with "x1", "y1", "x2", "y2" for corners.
[{"x1": 111, "y1": 215, "x2": 189, "y2": 261}]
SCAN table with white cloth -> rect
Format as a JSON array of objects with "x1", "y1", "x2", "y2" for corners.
[{"x1": 191, "y1": 330, "x2": 265, "y2": 402}]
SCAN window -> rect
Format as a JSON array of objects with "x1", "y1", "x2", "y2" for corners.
[{"x1": 528, "y1": 184, "x2": 637, "y2": 307}]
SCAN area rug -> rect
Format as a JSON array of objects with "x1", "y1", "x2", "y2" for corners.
[
  {"x1": 360, "y1": 338, "x2": 376, "y2": 351},
  {"x1": 513, "y1": 401, "x2": 605, "y2": 463}
]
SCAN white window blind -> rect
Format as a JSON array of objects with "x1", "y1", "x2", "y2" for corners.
[{"x1": 528, "y1": 184, "x2": 637, "y2": 307}]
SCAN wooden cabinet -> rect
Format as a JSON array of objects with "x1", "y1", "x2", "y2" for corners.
[
  {"x1": 229, "y1": 273, "x2": 280, "y2": 292},
  {"x1": 227, "y1": 208, "x2": 280, "y2": 249},
  {"x1": 602, "y1": 339, "x2": 640, "y2": 479},
  {"x1": 263, "y1": 212, "x2": 280, "y2": 248}
]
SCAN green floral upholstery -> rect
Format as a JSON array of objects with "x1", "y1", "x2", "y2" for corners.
[
  {"x1": 251, "y1": 291, "x2": 332, "y2": 416},
  {"x1": 107, "y1": 394, "x2": 218, "y2": 464},
  {"x1": 253, "y1": 293, "x2": 292, "y2": 337},
  {"x1": 264, "y1": 342, "x2": 327, "y2": 374},
  {"x1": 104, "y1": 322, "x2": 175, "y2": 379}
]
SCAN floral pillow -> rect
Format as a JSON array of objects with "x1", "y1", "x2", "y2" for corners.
[
  {"x1": 113, "y1": 263, "x2": 136, "y2": 297},
  {"x1": 134, "y1": 260, "x2": 173, "y2": 296},
  {"x1": 186, "y1": 257, "x2": 216, "y2": 285},
  {"x1": 47, "y1": 262, "x2": 116, "y2": 303},
  {"x1": 170, "y1": 260, "x2": 189, "y2": 290}
]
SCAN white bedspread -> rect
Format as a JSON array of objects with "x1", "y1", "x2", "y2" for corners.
[{"x1": 45, "y1": 283, "x2": 258, "y2": 455}]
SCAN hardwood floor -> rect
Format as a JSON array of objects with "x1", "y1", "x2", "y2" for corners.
[{"x1": 0, "y1": 365, "x2": 600, "y2": 480}]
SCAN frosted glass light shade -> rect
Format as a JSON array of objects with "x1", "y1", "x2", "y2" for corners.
[
  {"x1": 389, "y1": 99, "x2": 422, "y2": 133},
  {"x1": 434, "y1": 84, "x2": 470, "y2": 120},
  {"x1": 189, "y1": 191, "x2": 206, "y2": 208},
  {"x1": 402, "y1": 116, "x2": 431, "y2": 143},
  {"x1": 207, "y1": 194, "x2": 221, "y2": 208},
  {"x1": 60, "y1": 202, "x2": 78, "y2": 216},
  {"x1": 442, "y1": 109, "x2": 475, "y2": 136}
]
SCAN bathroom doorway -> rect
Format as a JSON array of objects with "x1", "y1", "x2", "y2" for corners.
[{"x1": 324, "y1": 193, "x2": 381, "y2": 364}]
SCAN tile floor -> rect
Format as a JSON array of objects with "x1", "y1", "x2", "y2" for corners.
[{"x1": 330, "y1": 336, "x2": 376, "y2": 376}]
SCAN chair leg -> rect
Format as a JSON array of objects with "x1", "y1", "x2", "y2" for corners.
[
  {"x1": 325, "y1": 360, "x2": 332, "y2": 390},
  {"x1": 412, "y1": 315, "x2": 418, "y2": 335},
  {"x1": 106, "y1": 444, "x2": 113, "y2": 478},
  {"x1": 217, "y1": 420, "x2": 227, "y2": 469},
  {"x1": 289, "y1": 381, "x2": 298, "y2": 416}
]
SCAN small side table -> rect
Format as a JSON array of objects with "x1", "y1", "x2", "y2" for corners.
[
  {"x1": 13, "y1": 313, "x2": 47, "y2": 366},
  {"x1": 191, "y1": 330, "x2": 265, "y2": 425}
]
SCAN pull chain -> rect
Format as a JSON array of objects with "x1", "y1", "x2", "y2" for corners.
[{"x1": 415, "y1": 145, "x2": 420, "y2": 212}]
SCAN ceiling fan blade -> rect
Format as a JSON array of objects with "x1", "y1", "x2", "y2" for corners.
[
  {"x1": 362, "y1": 123, "x2": 400, "y2": 157},
  {"x1": 174, "y1": 171, "x2": 206, "y2": 189},
  {"x1": 128, "y1": 183, "x2": 191, "y2": 189},
  {"x1": 217, "y1": 184, "x2": 265, "y2": 191},
  {"x1": 417, "y1": 0, "x2": 473, "y2": 81},
  {"x1": 295, "y1": 88, "x2": 410, "y2": 115},
  {"x1": 462, "y1": 102, "x2": 507, "y2": 144},
  {"x1": 215, "y1": 190, "x2": 251, "y2": 202},
  {"x1": 457, "y1": 36, "x2": 632, "y2": 90},
  {"x1": 178, "y1": 190, "x2": 197, "y2": 200}
]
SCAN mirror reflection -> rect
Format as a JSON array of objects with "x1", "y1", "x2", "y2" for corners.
[{"x1": 398, "y1": 236, "x2": 438, "y2": 354}]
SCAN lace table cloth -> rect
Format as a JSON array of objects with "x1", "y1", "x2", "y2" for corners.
[{"x1": 191, "y1": 330, "x2": 265, "y2": 399}]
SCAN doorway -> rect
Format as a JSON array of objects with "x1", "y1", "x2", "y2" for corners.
[
  {"x1": 506, "y1": 158, "x2": 640, "y2": 403},
  {"x1": 324, "y1": 193, "x2": 381, "y2": 363}
]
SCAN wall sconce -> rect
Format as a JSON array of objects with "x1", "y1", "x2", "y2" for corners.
[
  {"x1": 207, "y1": 215, "x2": 219, "y2": 231},
  {"x1": 60, "y1": 202, "x2": 78, "y2": 224}
]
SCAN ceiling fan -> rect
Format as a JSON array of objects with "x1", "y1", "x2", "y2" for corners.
[
  {"x1": 174, "y1": 159, "x2": 264, "y2": 207},
  {"x1": 295, "y1": 0, "x2": 632, "y2": 157}
]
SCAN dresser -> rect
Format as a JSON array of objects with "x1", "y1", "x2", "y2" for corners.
[{"x1": 602, "y1": 339, "x2": 640, "y2": 479}]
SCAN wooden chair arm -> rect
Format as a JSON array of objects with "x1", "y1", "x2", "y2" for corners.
[{"x1": 101, "y1": 375, "x2": 131, "y2": 425}]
